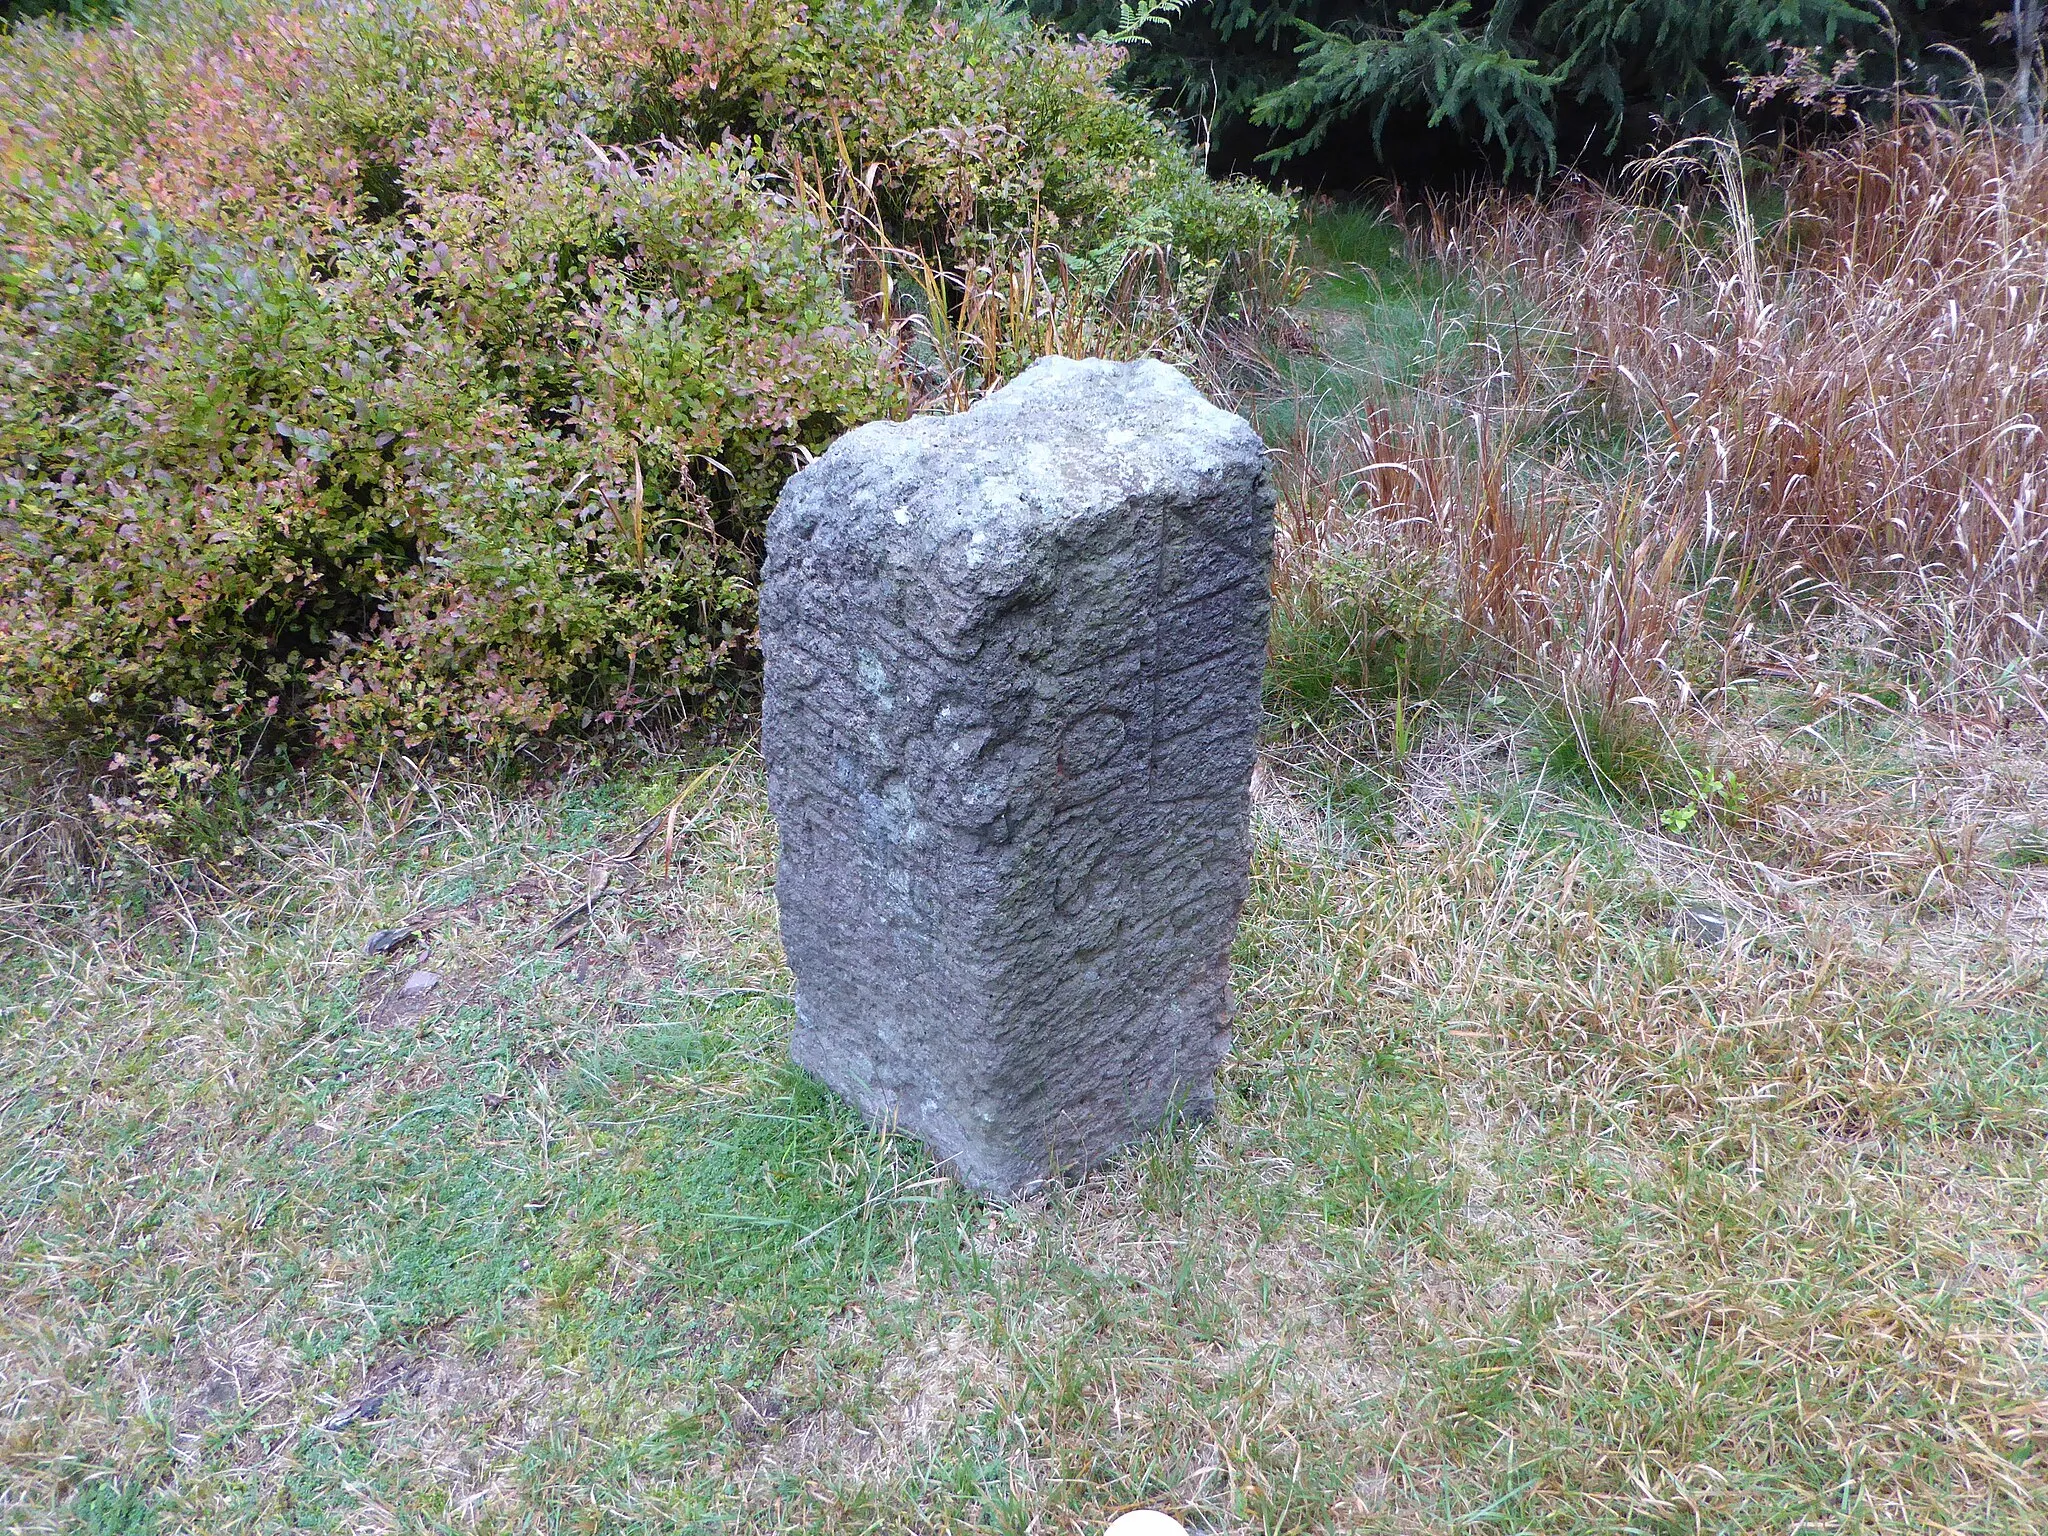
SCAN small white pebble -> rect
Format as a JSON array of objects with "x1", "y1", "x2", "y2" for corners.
[
  {"x1": 1103, "y1": 1514, "x2": 1187, "y2": 1536},
  {"x1": 398, "y1": 970, "x2": 440, "y2": 997}
]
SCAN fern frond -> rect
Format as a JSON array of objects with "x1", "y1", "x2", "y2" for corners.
[{"x1": 1101, "y1": 0, "x2": 1193, "y2": 47}]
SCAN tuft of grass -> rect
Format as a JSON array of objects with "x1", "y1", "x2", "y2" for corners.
[
  {"x1": 1998, "y1": 831, "x2": 2048, "y2": 871},
  {"x1": 1302, "y1": 201, "x2": 1410, "y2": 274},
  {"x1": 1527, "y1": 693, "x2": 1678, "y2": 802},
  {"x1": 1521, "y1": 691, "x2": 1750, "y2": 841},
  {"x1": 1264, "y1": 578, "x2": 1462, "y2": 731},
  {"x1": 69, "y1": 1480, "x2": 157, "y2": 1536}
]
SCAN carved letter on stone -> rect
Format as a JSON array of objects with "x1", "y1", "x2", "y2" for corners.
[{"x1": 761, "y1": 357, "x2": 1274, "y2": 1197}]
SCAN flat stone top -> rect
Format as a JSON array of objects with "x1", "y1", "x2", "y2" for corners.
[{"x1": 767, "y1": 356, "x2": 1265, "y2": 565}]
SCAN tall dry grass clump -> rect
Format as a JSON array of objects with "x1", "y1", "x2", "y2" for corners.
[
  {"x1": 1242, "y1": 282, "x2": 1701, "y2": 736},
  {"x1": 1265, "y1": 122, "x2": 2048, "y2": 739},
  {"x1": 1485, "y1": 123, "x2": 2048, "y2": 705}
]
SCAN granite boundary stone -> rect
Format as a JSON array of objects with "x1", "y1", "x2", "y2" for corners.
[{"x1": 761, "y1": 356, "x2": 1274, "y2": 1196}]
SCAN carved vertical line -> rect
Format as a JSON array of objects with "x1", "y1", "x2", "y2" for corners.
[{"x1": 1146, "y1": 499, "x2": 1174, "y2": 1082}]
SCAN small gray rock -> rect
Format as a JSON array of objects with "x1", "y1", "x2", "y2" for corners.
[
  {"x1": 397, "y1": 970, "x2": 440, "y2": 997},
  {"x1": 762, "y1": 357, "x2": 1274, "y2": 1197},
  {"x1": 320, "y1": 1392, "x2": 389, "y2": 1432},
  {"x1": 1675, "y1": 906, "x2": 1730, "y2": 947}
]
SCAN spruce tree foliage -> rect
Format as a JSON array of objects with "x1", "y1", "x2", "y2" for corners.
[
  {"x1": 1036, "y1": 0, "x2": 1988, "y2": 178},
  {"x1": 1, "y1": 0, "x2": 121, "y2": 20}
]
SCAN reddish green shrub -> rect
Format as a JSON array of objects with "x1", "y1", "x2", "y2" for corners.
[
  {"x1": 2, "y1": 134, "x2": 887, "y2": 758},
  {"x1": 0, "y1": 0, "x2": 1289, "y2": 793}
]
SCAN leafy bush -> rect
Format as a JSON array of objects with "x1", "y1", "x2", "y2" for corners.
[
  {"x1": 1037, "y1": 0, "x2": 1991, "y2": 177},
  {"x1": 0, "y1": 0, "x2": 1288, "y2": 793},
  {"x1": 4, "y1": 135, "x2": 882, "y2": 760}
]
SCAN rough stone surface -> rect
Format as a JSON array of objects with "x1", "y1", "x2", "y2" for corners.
[{"x1": 761, "y1": 356, "x2": 1274, "y2": 1197}]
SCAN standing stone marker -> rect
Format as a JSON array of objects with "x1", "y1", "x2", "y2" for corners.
[{"x1": 761, "y1": 356, "x2": 1273, "y2": 1197}]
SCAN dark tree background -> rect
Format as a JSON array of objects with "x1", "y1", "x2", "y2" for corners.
[
  {"x1": 3, "y1": 0, "x2": 2011, "y2": 180},
  {"x1": 2, "y1": 0, "x2": 121, "y2": 20},
  {"x1": 1037, "y1": 0, "x2": 2005, "y2": 183}
]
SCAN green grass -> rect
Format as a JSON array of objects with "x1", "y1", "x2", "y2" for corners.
[
  {"x1": 5, "y1": 725, "x2": 2045, "y2": 1533},
  {"x1": 1999, "y1": 833, "x2": 2048, "y2": 871},
  {"x1": 1243, "y1": 204, "x2": 1471, "y2": 445}
]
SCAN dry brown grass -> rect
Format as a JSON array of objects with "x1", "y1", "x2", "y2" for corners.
[{"x1": 1254, "y1": 121, "x2": 2048, "y2": 739}]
